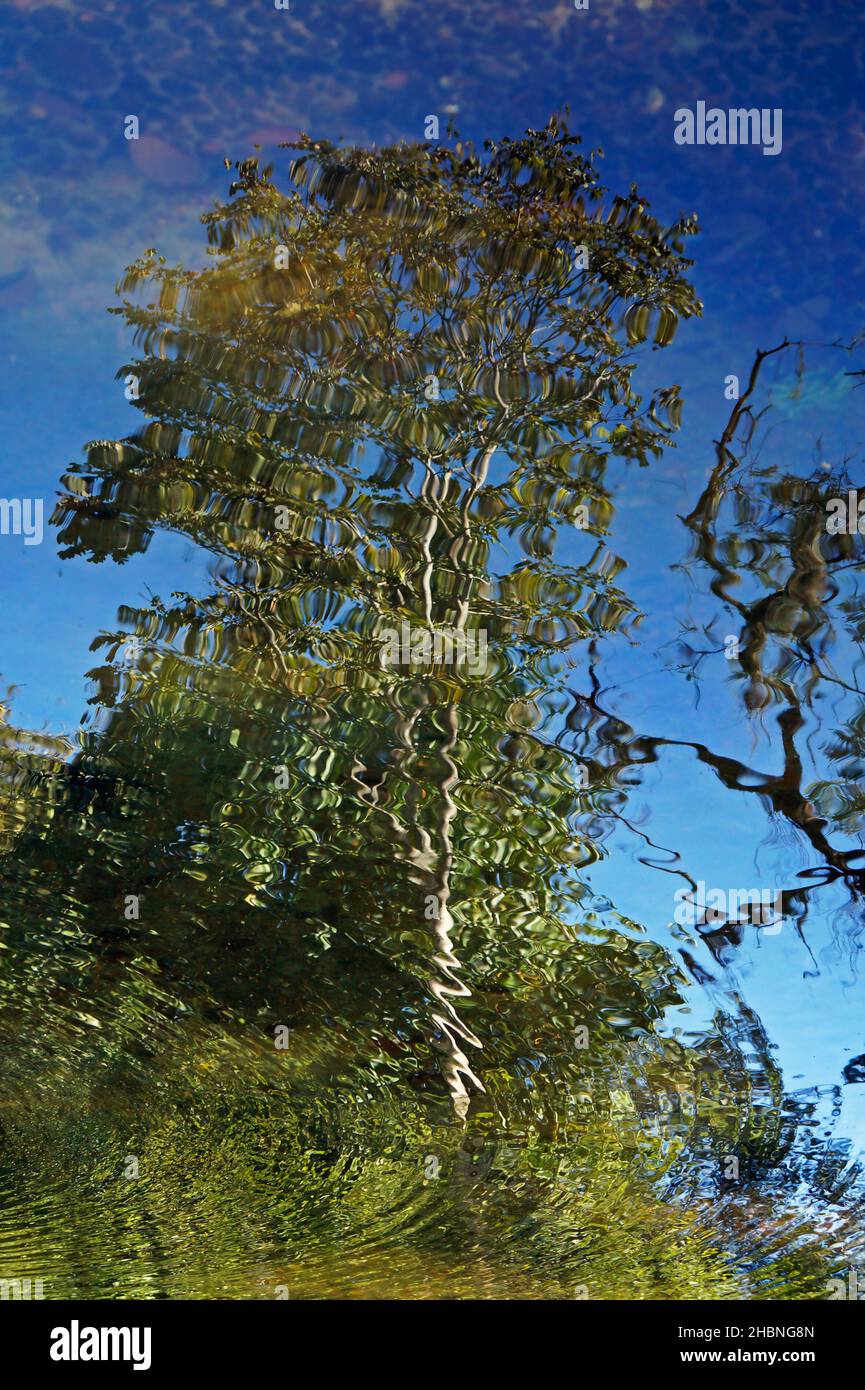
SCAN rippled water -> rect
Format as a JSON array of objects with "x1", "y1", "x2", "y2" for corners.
[{"x1": 2, "y1": 2, "x2": 865, "y2": 1304}]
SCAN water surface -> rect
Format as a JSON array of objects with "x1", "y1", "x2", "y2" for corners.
[{"x1": 0, "y1": 0, "x2": 864, "y2": 1301}]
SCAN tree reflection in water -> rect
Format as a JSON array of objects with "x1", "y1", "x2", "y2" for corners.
[{"x1": 0, "y1": 125, "x2": 862, "y2": 1299}]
